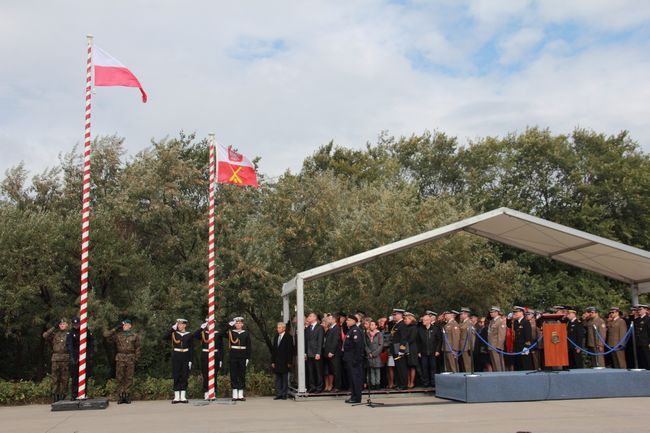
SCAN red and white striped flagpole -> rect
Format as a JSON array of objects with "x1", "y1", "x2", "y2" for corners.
[
  {"x1": 207, "y1": 133, "x2": 217, "y2": 400},
  {"x1": 77, "y1": 34, "x2": 94, "y2": 400}
]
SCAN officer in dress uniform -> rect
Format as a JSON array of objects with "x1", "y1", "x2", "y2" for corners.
[
  {"x1": 442, "y1": 311, "x2": 461, "y2": 373},
  {"x1": 193, "y1": 317, "x2": 224, "y2": 400},
  {"x1": 164, "y1": 318, "x2": 193, "y2": 404},
  {"x1": 585, "y1": 307, "x2": 607, "y2": 367},
  {"x1": 343, "y1": 315, "x2": 364, "y2": 403},
  {"x1": 105, "y1": 319, "x2": 141, "y2": 404},
  {"x1": 525, "y1": 310, "x2": 540, "y2": 370},
  {"x1": 390, "y1": 308, "x2": 408, "y2": 389},
  {"x1": 226, "y1": 316, "x2": 251, "y2": 401},
  {"x1": 67, "y1": 317, "x2": 94, "y2": 400},
  {"x1": 43, "y1": 318, "x2": 70, "y2": 402},
  {"x1": 566, "y1": 307, "x2": 585, "y2": 369},
  {"x1": 458, "y1": 307, "x2": 475, "y2": 372},
  {"x1": 487, "y1": 307, "x2": 507, "y2": 371},
  {"x1": 511, "y1": 306, "x2": 533, "y2": 371},
  {"x1": 607, "y1": 307, "x2": 628, "y2": 369},
  {"x1": 634, "y1": 304, "x2": 650, "y2": 369}
]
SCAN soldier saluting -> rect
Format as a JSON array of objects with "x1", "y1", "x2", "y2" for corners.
[
  {"x1": 193, "y1": 317, "x2": 224, "y2": 400},
  {"x1": 43, "y1": 318, "x2": 70, "y2": 402},
  {"x1": 164, "y1": 318, "x2": 193, "y2": 404},
  {"x1": 105, "y1": 319, "x2": 141, "y2": 404},
  {"x1": 226, "y1": 316, "x2": 251, "y2": 401}
]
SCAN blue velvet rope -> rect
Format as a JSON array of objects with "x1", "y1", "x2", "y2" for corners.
[
  {"x1": 567, "y1": 324, "x2": 633, "y2": 356},
  {"x1": 473, "y1": 327, "x2": 543, "y2": 356}
]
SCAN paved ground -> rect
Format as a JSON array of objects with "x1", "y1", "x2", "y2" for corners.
[{"x1": 1, "y1": 395, "x2": 648, "y2": 433}]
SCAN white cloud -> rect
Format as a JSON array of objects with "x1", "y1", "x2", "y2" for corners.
[{"x1": 1, "y1": 0, "x2": 649, "y2": 182}]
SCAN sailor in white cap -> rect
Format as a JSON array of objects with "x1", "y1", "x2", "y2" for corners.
[
  {"x1": 164, "y1": 318, "x2": 193, "y2": 404},
  {"x1": 227, "y1": 316, "x2": 251, "y2": 401}
]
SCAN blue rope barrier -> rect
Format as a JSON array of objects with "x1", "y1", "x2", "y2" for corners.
[
  {"x1": 441, "y1": 330, "x2": 470, "y2": 358},
  {"x1": 594, "y1": 322, "x2": 633, "y2": 351},
  {"x1": 568, "y1": 324, "x2": 634, "y2": 356},
  {"x1": 473, "y1": 327, "x2": 543, "y2": 356}
]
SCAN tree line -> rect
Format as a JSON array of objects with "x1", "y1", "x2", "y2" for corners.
[{"x1": 1, "y1": 127, "x2": 648, "y2": 381}]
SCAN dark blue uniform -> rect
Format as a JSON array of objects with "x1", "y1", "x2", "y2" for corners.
[{"x1": 343, "y1": 324, "x2": 364, "y2": 403}]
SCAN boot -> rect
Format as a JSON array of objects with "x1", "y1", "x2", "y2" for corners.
[
  {"x1": 117, "y1": 392, "x2": 124, "y2": 404},
  {"x1": 172, "y1": 390, "x2": 180, "y2": 404},
  {"x1": 238, "y1": 389, "x2": 245, "y2": 402},
  {"x1": 125, "y1": 393, "x2": 131, "y2": 404},
  {"x1": 232, "y1": 389, "x2": 238, "y2": 401},
  {"x1": 179, "y1": 390, "x2": 188, "y2": 403}
]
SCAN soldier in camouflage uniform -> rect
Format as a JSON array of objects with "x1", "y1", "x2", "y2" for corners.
[
  {"x1": 43, "y1": 318, "x2": 70, "y2": 402},
  {"x1": 105, "y1": 319, "x2": 141, "y2": 404}
]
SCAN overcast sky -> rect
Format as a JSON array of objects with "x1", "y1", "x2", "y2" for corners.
[{"x1": 2, "y1": 1, "x2": 650, "y2": 179}]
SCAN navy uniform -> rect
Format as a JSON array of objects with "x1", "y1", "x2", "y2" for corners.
[
  {"x1": 566, "y1": 308, "x2": 585, "y2": 369},
  {"x1": 511, "y1": 307, "x2": 533, "y2": 371},
  {"x1": 226, "y1": 317, "x2": 251, "y2": 401},
  {"x1": 390, "y1": 309, "x2": 408, "y2": 389},
  {"x1": 163, "y1": 318, "x2": 193, "y2": 403},
  {"x1": 193, "y1": 318, "x2": 224, "y2": 400},
  {"x1": 342, "y1": 317, "x2": 364, "y2": 403},
  {"x1": 66, "y1": 317, "x2": 94, "y2": 400},
  {"x1": 634, "y1": 304, "x2": 650, "y2": 369}
]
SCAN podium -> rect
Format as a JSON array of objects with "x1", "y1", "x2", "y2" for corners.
[{"x1": 543, "y1": 323, "x2": 568, "y2": 367}]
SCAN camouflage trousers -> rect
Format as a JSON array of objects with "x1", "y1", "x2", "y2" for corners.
[
  {"x1": 51, "y1": 360, "x2": 69, "y2": 395},
  {"x1": 115, "y1": 355, "x2": 136, "y2": 394}
]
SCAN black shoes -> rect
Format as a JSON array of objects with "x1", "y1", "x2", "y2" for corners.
[
  {"x1": 273, "y1": 396, "x2": 283, "y2": 400},
  {"x1": 345, "y1": 398, "x2": 361, "y2": 404}
]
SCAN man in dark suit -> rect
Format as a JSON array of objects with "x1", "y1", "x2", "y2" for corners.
[
  {"x1": 304, "y1": 312, "x2": 324, "y2": 393},
  {"x1": 343, "y1": 315, "x2": 364, "y2": 403},
  {"x1": 566, "y1": 307, "x2": 586, "y2": 369},
  {"x1": 511, "y1": 306, "x2": 533, "y2": 371},
  {"x1": 272, "y1": 322, "x2": 294, "y2": 400},
  {"x1": 324, "y1": 315, "x2": 343, "y2": 391}
]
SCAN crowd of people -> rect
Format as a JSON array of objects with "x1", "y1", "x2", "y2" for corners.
[
  {"x1": 285, "y1": 303, "x2": 650, "y2": 403},
  {"x1": 41, "y1": 303, "x2": 649, "y2": 404}
]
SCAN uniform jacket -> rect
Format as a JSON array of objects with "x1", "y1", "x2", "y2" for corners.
[
  {"x1": 567, "y1": 319, "x2": 586, "y2": 348},
  {"x1": 586, "y1": 317, "x2": 607, "y2": 348},
  {"x1": 164, "y1": 328, "x2": 194, "y2": 360},
  {"x1": 342, "y1": 325, "x2": 364, "y2": 365},
  {"x1": 67, "y1": 328, "x2": 94, "y2": 363},
  {"x1": 226, "y1": 328, "x2": 251, "y2": 360},
  {"x1": 271, "y1": 332, "x2": 294, "y2": 374},
  {"x1": 487, "y1": 315, "x2": 507, "y2": 349},
  {"x1": 417, "y1": 324, "x2": 442, "y2": 356},
  {"x1": 607, "y1": 317, "x2": 628, "y2": 348},
  {"x1": 305, "y1": 322, "x2": 324, "y2": 357},
  {"x1": 634, "y1": 315, "x2": 649, "y2": 346},
  {"x1": 443, "y1": 319, "x2": 461, "y2": 352},
  {"x1": 43, "y1": 327, "x2": 70, "y2": 362},
  {"x1": 512, "y1": 317, "x2": 532, "y2": 352},
  {"x1": 106, "y1": 329, "x2": 140, "y2": 361},
  {"x1": 390, "y1": 319, "x2": 407, "y2": 355},
  {"x1": 193, "y1": 327, "x2": 224, "y2": 363},
  {"x1": 459, "y1": 318, "x2": 475, "y2": 353}
]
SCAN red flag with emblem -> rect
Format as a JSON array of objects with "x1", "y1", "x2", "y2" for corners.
[{"x1": 216, "y1": 143, "x2": 259, "y2": 188}]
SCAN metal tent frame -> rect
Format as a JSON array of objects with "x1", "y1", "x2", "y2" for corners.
[{"x1": 281, "y1": 207, "x2": 650, "y2": 394}]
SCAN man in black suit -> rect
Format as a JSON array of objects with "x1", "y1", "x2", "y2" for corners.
[
  {"x1": 304, "y1": 312, "x2": 324, "y2": 393},
  {"x1": 511, "y1": 306, "x2": 533, "y2": 371},
  {"x1": 343, "y1": 315, "x2": 364, "y2": 403},
  {"x1": 566, "y1": 307, "x2": 585, "y2": 369},
  {"x1": 271, "y1": 322, "x2": 294, "y2": 400}
]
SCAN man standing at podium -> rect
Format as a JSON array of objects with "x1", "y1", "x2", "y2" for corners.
[{"x1": 566, "y1": 308, "x2": 585, "y2": 369}]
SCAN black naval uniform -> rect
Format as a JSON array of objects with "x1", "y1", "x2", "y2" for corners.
[
  {"x1": 66, "y1": 325, "x2": 94, "y2": 400},
  {"x1": 164, "y1": 327, "x2": 194, "y2": 391},
  {"x1": 343, "y1": 323, "x2": 364, "y2": 403},
  {"x1": 227, "y1": 328, "x2": 251, "y2": 391},
  {"x1": 634, "y1": 313, "x2": 650, "y2": 369},
  {"x1": 567, "y1": 318, "x2": 585, "y2": 369},
  {"x1": 194, "y1": 325, "x2": 224, "y2": 394},
  {"x1": 512, "y1": 317, "x2": 533, "y2": 371},
  {"x1": 391, "y1": 319, "x2": 408, "y2": 389}
]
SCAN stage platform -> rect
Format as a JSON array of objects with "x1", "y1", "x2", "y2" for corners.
[
  {"x1": 289, "y1": 386, "x2": 434, "y2": 399},
  {"x1": 435, "y1": 369, "x2": 650, "y2": 403}
]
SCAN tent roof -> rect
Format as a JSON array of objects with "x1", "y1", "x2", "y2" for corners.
[{"x1": 282, "y1": 207, "x2": 650, "y2": 295}]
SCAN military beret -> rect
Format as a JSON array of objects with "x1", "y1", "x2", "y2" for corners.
[
  {"x1": 585, "y1": 306, "x2": 596, "y2": 312},
  {"x1": 122, "y1": 319, "x2": 132, "y2": 324}
]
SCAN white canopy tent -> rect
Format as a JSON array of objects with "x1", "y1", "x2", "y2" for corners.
[{"x1": 281, "y1": 207, "x2": 650, "y2": 394}]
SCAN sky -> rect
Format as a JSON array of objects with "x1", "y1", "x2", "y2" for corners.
[{"x1": 2, "y1": 0, "x2": 650, "y2": 179}]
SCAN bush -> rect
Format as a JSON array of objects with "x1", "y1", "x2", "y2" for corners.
[{"x1": 0, "y1": 370, "x2": 275, "y2": 405}]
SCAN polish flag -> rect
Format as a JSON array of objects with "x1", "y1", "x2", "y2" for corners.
[
  {"x1": 217, "y1": 143, "x2": 259, "y2": 188},
  {"x1": 93, "y1": 46, "x2": 147, "y2": 103}
]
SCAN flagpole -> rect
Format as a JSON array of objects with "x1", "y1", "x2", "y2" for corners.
[
  {"x1": 77, "y1": 34, "x2": 94, "y2": 400},
  {"x1": 207, "y1": 133, "x2": 217, "y2": 400}
]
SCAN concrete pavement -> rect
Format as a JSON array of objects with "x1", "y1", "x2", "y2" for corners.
[{"x1": 1, "y1": 395, "x2": 648, "y2": 433}]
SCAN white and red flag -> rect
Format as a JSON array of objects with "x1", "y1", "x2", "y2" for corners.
[
  {"x1": 217, "y1": 143, "x2": 259, "y2": 188},
  {"x1": 92, "y1": 46, "x2": 147, "y2": 102}
]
